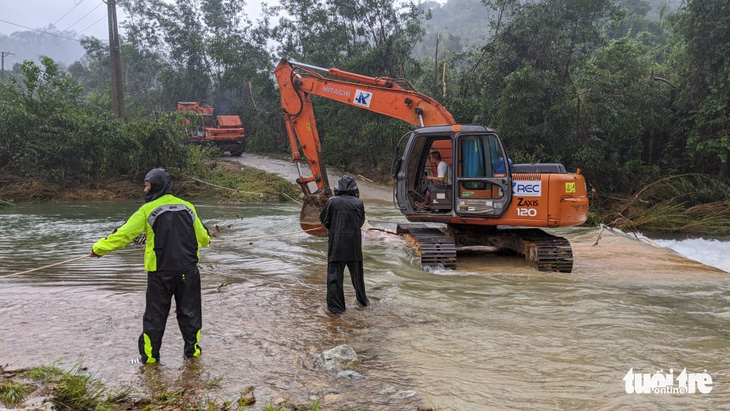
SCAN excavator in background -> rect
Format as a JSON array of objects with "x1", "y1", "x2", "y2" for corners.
[
  {"x1": 274, "y1": 58, "x2": 589, "y2": 272},
  {"x1": 177, "y1": 102, "x2": 247, "y2": 156}
]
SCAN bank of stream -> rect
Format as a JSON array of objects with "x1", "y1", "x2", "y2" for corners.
[{"x1": 1, "y1": 154, "x2": 729, "y2": 409}]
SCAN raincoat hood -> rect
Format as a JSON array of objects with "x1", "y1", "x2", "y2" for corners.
[
  {"x1": 333, "y1": 175, "x2": 359, "y2": 198},
  {"x1": 144, "y1": 168, "x2": 172, "y2": 202}
]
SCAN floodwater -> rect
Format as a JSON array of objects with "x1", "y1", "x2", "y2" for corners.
[{"x1": 1, "y1": 159, "x2": 730, "y2": 409}]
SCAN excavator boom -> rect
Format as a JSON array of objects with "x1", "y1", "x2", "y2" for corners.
[{"x1": 275, "y1": 58, "x2": 456, "y2": 234}]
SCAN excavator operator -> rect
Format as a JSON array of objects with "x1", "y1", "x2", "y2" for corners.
[{"x1": 418, "y1": 151, "x2": 451, "y2": 209}]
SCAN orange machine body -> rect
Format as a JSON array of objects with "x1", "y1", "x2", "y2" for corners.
[{"x1": 176, "y1": 102, "x2": 246, "y2": 154}]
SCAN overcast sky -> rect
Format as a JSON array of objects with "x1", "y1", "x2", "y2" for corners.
[{"x1": 0, "y1": 0, "x2": 266, "y2": 41}]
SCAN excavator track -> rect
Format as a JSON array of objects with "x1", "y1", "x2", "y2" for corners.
[
  {"x1": 396, "y1": 224, "x2": 457, "y2": 270},
  {"x1": 390, "y1": 224, "x2": 573, "y2": 272},
  {"x1": 518, "y1": 230, "x2": 573, "y2": 273},
  {"x1": 446, "y1": 226, "x2": 574, "y2": 273}
]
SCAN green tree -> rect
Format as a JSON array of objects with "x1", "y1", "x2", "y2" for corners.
[
  {"x1": 69, "y1": 37, "x2": 168, "y2": 115},
  {"x1": 573, "y1": 37, "x2": 671, "y2": 191},
  {"x1": 669, "y1": 0, "x2": 730, "y2": 177},
  {"x1": 271, "y1": 0, "x2": 427, "y2": 170},
  {"x1": 451, "y1": 0, "x2": 620, "y2": 170},
  {"x1": 273, "y1": 0, "x2": 424, "y2": 75}
]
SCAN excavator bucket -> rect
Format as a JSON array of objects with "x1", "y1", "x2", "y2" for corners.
[{"x1": 299, "y1": 193, "x2": 329, "y2": 236}]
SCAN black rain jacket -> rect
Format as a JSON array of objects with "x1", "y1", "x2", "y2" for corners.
[
  {"x1": 320, "y1": 176, "x2": 365, "y2": 262},
  {"x1": 93, "y1": 168, "x2": 210, "y2": 272}
]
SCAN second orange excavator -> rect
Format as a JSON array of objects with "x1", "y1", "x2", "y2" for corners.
[
  {"x1": 274, "y1": 58, "x2": 588, "y2": 272},
  {"x1": 177, "y1": 102, "x2": 247, "y2": 156}
]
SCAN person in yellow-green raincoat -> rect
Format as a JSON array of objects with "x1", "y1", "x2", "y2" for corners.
[{"x1": 90, "y1": 168, "x2": 210, "y2": 364}]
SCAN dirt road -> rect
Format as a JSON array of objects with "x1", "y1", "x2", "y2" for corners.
[{"x1": 226, "y1": 153, "x2": 392, "y2": 203}]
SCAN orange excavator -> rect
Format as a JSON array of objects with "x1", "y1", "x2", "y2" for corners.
[
  {"x1": 177, "y1": 102, "x2": 247, "y2": 156},
  {"x1": 274, "y1": 58, "x2": 588, "y2": 272}
]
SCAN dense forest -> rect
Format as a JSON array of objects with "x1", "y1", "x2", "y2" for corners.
[
  {"x1": 413, "y1": 0, "x2": 682, "y2": 59},
  {"x1": 1, "y1": 0, "x2": 729, "y2": 232}
]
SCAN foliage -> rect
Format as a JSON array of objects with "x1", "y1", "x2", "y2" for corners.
[
  {"x1": 269, "y1": 0, "x2": 428, "y2": 175},
  {"x1": 183, "y1": 160, "x2": 301, "y2": 203},
  {"x1": 10, "y1": 364, "x2": 330, "y2": 411},
  {"x1": 0, "y1": 57, "x2": 196, "y2": 185},
  {"x1": 272, "y1": 0, "x2": 425, "y2": 73},
  {"x1": 572, "y1": 36, "x2": 671, "y2": 192},
  {"x1": 50, "y1": 367, "x2": 126, "y2": 410},
  {"x1": 71, "y1": 37, "x2": 169, "y2": 115},
  {"x1": 668, "y1": 0, "x2": 730, "y2": 178}
]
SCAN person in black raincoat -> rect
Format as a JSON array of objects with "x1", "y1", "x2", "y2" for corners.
[
  {"x1": 319, "y1": 175, "x2": 369, "y2": 315},
  {"x1": 90, "y1": 168, "x2": 210, "y2": 364}
]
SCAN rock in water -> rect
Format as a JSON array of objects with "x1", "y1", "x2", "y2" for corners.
[{"x1": 320, "y1": 344, "x2": 358, "y2": 371}]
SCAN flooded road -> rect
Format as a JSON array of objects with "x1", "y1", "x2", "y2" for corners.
[{"x1": 2, "y1": 158, "x2": 730, "y2": 409}]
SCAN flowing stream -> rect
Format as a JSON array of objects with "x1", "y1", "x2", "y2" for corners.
[{"x1": 1, "y1": 158, "x2": 729, "y2": 409}]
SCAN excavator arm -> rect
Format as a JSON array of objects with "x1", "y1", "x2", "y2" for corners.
[{"x1": 274, "y1": 58, "x2": 456, "y2": 234}]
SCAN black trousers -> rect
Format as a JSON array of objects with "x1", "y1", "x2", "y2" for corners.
[
  {"x1": 327, "y1": 260, "x2": 369, "y2": 314},
  {"x1": 138, "y1": 267, "x2": 202, "y2": 363}
]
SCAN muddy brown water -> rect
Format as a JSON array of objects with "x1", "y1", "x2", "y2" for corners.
[{"x1": 1, "y1": 156, "x2": 729, "y2": 409}]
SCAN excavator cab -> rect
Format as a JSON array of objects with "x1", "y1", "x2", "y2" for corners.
[{"x1": 396, "y1": 125, "x2": 512, "y2": 220}]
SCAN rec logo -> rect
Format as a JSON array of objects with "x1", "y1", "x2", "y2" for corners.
[
  {"x1": 623, "y1": 368, "x2": 713, "y2": 394},
  {"x1": 512, "y1": 181, "x2": 541, "y2": 197}
]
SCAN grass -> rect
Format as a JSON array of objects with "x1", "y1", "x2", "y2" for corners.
[
  {"x1": 4, "y1": 364, "x2": 390, "y2": 410},
  {"x1": 0, "y1": 157, "x2": 301, "y2": 205},
  {"x1": 205, "y1": 376, "x2": 224, "y2": 389},
  {"x1": 20, "y1": 365, "x2": 65, "y2": 382},
  {"x1": 29, "y1": 364, "x2": 129, "y2": 410},
  {"x1": 182, "y1": 162, "x2": 301, "y2": 203},
  {"x1": 0, "y1": 379, "x2": 33, "y2": 408},
  {"x1": 1, "y1": 364, "x2": 129, "y2": 410}
]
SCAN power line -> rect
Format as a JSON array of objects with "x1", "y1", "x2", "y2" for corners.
[
  {"x1": 0, "y1": 15, "x2": 113, "y2": 43},
  {"x1": 0, "y1": 18, "x2": 81, "y2": 42},
  {"x1": 54, "y1": 0, "x2": 85, "y2": 25},
  {"x1": 65, "y1": 2, "x2": 104, "y2": 31},
  {"x1": 80, "y1": 15, "x2": 107, "y2": 33}
]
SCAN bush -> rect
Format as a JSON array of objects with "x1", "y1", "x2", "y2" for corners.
[{"x1": 0, "y1": 58, "x2": 196, "y2": 185}]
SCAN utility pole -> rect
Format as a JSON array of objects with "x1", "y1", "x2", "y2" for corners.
[
  {"x1": 1, "y1": 51, "x2": 15, "y2": 83},
  {"x1": 105, "y1": 0, "x2": 125, "y2": 117}
]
